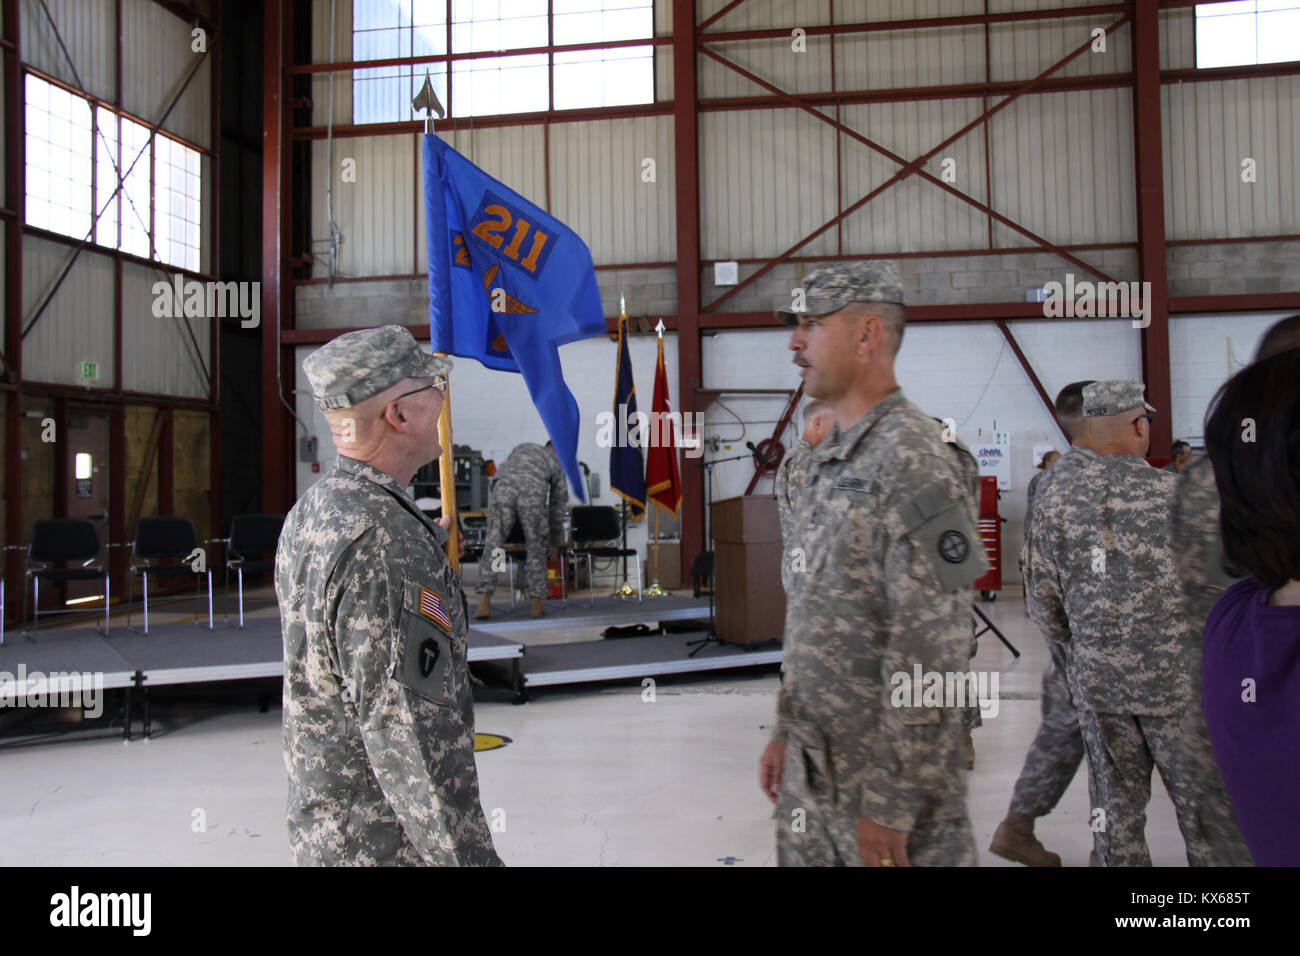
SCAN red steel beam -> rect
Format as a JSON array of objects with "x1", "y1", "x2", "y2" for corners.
[
  {"x1": 701, "y1": 3, "x2": 1125, "y2": 40},
  {"x1": 288, "y1": 35, "x2": 672, "y2": 76},
  {"x1": 4, "y1": 0, "x2": 22, "y2": 619},
  {"x1": 262, "y1": 0, "x2": 293, "y2": 514},
  {"x1": 699, "y1": 13, "x2": 1130, "y2": 312},
  {"x1": 292, "y1": 101, "x2": 672, "y2": 139},
  {"x1": 1170, "y1": 293, "x2": 1300, "y2": 313},
  {"x1": 996, "y1": 319, "x2": 1069, "y2": 444},
  {"x1": 674, "y1": 0, "x2": 704, "y2": 585},
  {"x1": 1132, "y1": 0, "x2": 1172, "y2": 454},
  {"x1": 698, "y1": 0, "x2": 749, "y2": 33}
]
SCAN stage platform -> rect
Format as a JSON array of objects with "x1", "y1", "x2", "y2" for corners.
[
  {"x1": 520, "y1": 632, "x2": 782, "y2": 687},
  {"x1": 471, "y1": 593, "x2": 711, "y2": 634},
  {"x1": 0, "y1": 593, "x2": 784, "y2": 728}
]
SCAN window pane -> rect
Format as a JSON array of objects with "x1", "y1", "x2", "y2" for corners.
[
  {"x1": 1196, "y1": 11, "x2": 1259, "y2": 67},
  {"x1": 452, "y1": 54, "x2": 548, "y2": 116},
  {"x1": 1258, "y1": 9, "x2": 1300, "y2": 62},
  {"x1": 24, "y1": 74, "x2": 93, "y2": 240}
]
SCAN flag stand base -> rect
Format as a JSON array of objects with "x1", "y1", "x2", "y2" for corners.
[
  {"x1": 615, "y1": 580, "x2": 638, "y2": 599},
  {"x1": 644, "y1": 580, "x2": 669, "y2": 598}
]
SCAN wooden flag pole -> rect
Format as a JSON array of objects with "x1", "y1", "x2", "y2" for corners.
[
  {"x1": 653, "y1": 506, "x2": 660, "y2": 581},
  {"x1": 435, "y1": 354, "x2": 460, "y2": 572},
  {"x1": 416, "y1": 77, "x2": 454, "y2": 569}
]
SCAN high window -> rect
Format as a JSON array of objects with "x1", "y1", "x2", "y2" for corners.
[
  {"x1": 1195, "y1": 1, "x2": 1300, "y2": 68},
  {"x1": 351, "y1": 0, "x2": 654, "y2": 123},
  {"x1": 24, "y1": 73, "x2": 203, "y2": 272}
]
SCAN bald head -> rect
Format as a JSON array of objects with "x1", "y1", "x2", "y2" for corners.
[{"x1": 1084, "y1": 406, "x2": 1151, "y2": 457}]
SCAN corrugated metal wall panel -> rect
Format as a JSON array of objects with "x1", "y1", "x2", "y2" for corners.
[
  {"x1": 120, "y1": 261, "x2": 210, "y2": 399},
  {"x1": 988, "y1": 2, "x2": 1130, "y2": 82},
  {"x1": 832, "y1": 24, "x2": 986, "y2": 91},
  {"x1": 839, "y1": 98, "x2": 988, "y2": 253},
  {"x1": 121, "y1": 0, "x2": 212, "y2": 149},
  {"x1": 698, "y1": 0, "x2": 825, "y2": 31},
  {"x1": 551, "y1": 115, "x2": 675, "y2": 264},
  {"x1": 1160, "y1": 7, "x2": 1195, "y2": 71},
  {"x1": 987, "y1": 87, "x2": 1135, "y2": 247},
  {"x1": 699, "y1": 34, "x2": 833, "y2": 99},
  {"x1": 655, "y1": 0, "x2": 673, "y2": 100},
  {"x1": 1162, "y1": 76, "x2": 1300, "y2": 241},
  {"x1": 310, "y1": 133, "x2": 416, "y2": 278},
  {"x1": 700, "y1": 107, "x2": 836, "y2": 260},
  {"x1": 312, "y1": 0, "x2": 355, "y2": 127},
  {"x1": 20, "y1": 0, "x2": 116, "y2": 103},
  {"x1": 21, "y1": 237, "x2": 115, "y2": 387}
]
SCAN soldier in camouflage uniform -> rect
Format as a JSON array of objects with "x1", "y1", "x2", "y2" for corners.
[
  {"x1": 991, "y1": 381, "x2": 1096, "y2": 866},
  {"x1": 775, "y1": 399, "x2": 831, "y2": 594},
  {"x1": 275, "y1": 325, "x2": 502, "y2": 867},
  {"x1": 474, "y1": 442, "x2": 568, "y2": 620},
  {"x1": 758, "y1": 261, "x2": 987, "y2": 867},
  {"x1": 1025, "y1": 379, "x2": 1247, "y2": 866}
]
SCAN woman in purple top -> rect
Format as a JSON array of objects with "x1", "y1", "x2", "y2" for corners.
[{"x1": 1202, "y1": 342, "x2": 1300, "y2": 867}]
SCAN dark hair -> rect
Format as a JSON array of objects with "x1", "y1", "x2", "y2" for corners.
[
  {"x1": 1171, "y1": 440, "x2": 1190, "y2": 456},
  {"x1": 1256, "y1": 313, "x2": 1300, "y2": 361},
  {"x1": 1055, "y1": 380, "x2": 1096, "y2": 439},
  {"x1": 1204, "y1": 349, "x2": 1300, "y2": 588}
]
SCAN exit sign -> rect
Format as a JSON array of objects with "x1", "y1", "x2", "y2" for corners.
[{"x1": 79, "y1": 361, "x2": 100, "y2": 381}]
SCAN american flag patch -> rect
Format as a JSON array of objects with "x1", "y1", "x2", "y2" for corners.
[{"x1": 419, "y1": 587, "x2": 451, "y2": 631}]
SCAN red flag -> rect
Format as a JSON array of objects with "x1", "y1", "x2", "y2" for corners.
[{"x1": 645, "y1": 335, "x2": 681, "y2": 518}]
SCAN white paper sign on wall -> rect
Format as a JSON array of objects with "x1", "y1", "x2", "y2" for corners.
[{"x1": 974, "y1": 431, "x2": 1012, "y2": 492}]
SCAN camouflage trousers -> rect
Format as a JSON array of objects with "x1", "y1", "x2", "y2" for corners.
[
  {"x1": 1009, "y1": 641, "x2": 1085, "y2": 817},
  {"x1": 475, "y1": 484, "x2": 550, "y2": 599},
  {"x1": 774, "y1": 726, "x2": 976, "y2": 867},
  {"x1": 1078, "y1": 709, "x2": 1252, "y2": 867}
]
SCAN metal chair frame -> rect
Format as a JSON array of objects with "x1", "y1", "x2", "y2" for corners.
[
  {"x1": 24, "y1": 518, "x2": 111, "y2": 637},
  {"x1": 127, "y1": 517, "x2": 213, "y2": 635}
]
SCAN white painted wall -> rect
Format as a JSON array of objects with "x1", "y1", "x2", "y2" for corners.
[{"x1": 292, "y1": 309, "x2": 1295, "y2": 585}]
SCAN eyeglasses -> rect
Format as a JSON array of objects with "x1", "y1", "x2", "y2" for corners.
[
  {"x1": 1131, "y1": 413, "x2": 1155, "y2": 426},
  {"x1": 392, "y1": 375, "x2": 447, "y2": 402}
]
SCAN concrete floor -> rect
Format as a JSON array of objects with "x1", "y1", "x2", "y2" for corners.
[{"x1": 0, "y1": 587, "x2": 1189, "y2": 867}]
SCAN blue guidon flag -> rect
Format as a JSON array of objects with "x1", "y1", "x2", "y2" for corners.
[{"x1": 423, "y1": 134, "x2": 606, "y2": 498}]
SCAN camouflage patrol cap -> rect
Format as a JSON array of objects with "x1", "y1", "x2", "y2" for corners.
[
  {"x1": 304, "y1": 325, "x2": 452, "y2": 411},
  {"x1": 1082, "y1": 379, "x2": 1156, "y2": 417},
  {"x1": 776, "y1": 260, "x2": 904, "y2": 325}
]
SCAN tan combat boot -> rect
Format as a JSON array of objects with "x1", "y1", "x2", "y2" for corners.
[
  {"x1": 474, "y1": 595, "x2": 492, "y2": 620},
  {"x1": 530, "y1": 599, "x2": 545, "y2": 619},
  {"x1": 989, "y1": 812, "x2": 1062, "y2": 867}
]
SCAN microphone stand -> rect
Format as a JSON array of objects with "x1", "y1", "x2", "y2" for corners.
[{"x1": 686, "y1": 450, "x2": 754, "y2": 657}]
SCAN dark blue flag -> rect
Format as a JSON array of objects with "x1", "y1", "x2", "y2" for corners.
[
  {"x1": 609, "y1": 313, "x2": 646, "y2": 520},
  {"x1": 423, "y1": 134, "x2": 605, "y2": 499}
]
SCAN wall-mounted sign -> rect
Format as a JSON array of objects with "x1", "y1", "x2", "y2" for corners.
[
  {"x1": 974, "y1": 431, "x2": 1012, "y2": 492},
  {"x1": 79, "y1": 361, "x2": 100, "y2": 381}
]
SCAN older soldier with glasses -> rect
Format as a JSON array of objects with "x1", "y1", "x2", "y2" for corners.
[{"x1": 276, "y1": 325, "x2": 502, "y2": 867}]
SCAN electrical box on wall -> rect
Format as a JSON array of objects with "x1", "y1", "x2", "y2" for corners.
[{"x1": 299, "y1": 436, "x2": 318, "y2": 462}]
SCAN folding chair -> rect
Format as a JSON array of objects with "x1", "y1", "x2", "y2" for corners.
[
  {"x1": 25, "y1": 518, "x2": 111, "y2": 635},
  {"x1": 225, "y1": 514, "x2": 284, "y2": 628},
  {"x1": 128, "y1": 516, "x2": 213, "y2": 634},
  {"x1": 566, "y1": 506, "x2": 641, "y2": 608}
]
